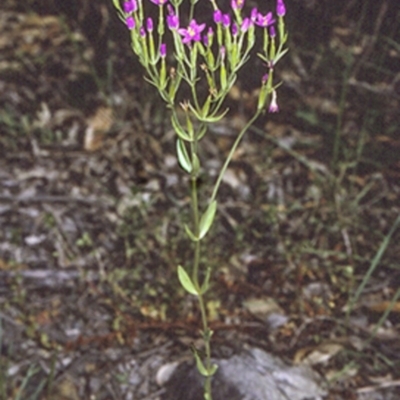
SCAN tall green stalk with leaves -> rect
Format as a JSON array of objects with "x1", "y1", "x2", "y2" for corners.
[{"x1": 111, "y1": 0, "x2": 288, "y2": 398}]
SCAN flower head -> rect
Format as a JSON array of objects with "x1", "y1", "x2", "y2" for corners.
[
  {"x1": 240, "y1": 17, "x2": 251, "y2": 32},
  {"x1": 178, "y1": 19, "x2": 206, "y2": 45},
  {"x1": 123, "y1": 0, "x2": 137, "y2": 13},
  {"x1": 167, "y1": 13, "x2": 179, "y2": 29},
  {"x1": 250, "y1": 7, "x2": 258, "y2": 22},
  {"x1": 269, "y1": 90, "x2": 279, "y2": 113},
  {"x1": 255, "y1": 12, "x2": 275, "y2": 28},
  {"x1": 150, "y1": 0, "x2": 168, "y2": 5},
  {"x1": 232, "y1": 22, "x2": 238, "y2": 36},
  {"x1": 231, "y1": 0, "x2": 245, "y2": 10},
  {"x1": 166, "y1": 5, "x2": 179, "y2": 30},
  {"x1": 160, "y1": 43, "x2": 167, "y2": 57},
  {"x1": 276, "y1": 0, "x2": 286, "y2": 17},
  {"x1": 146, "y1": 17, "x2": 154, "y2": 32},
  {"x1": 222, "y1": 14, "x2": 231, "y2": 28},
  {"x1": 269, "y1": 25, "x2": 276, "y2": 38},
  {"x1": 126, "y1": 16, "x2": 135, "y2": 30},
  {"x1": 214, "y1": 9, "x2": 222, "y2": 24},
  {"x1": 220, "y1": 46, "x2": 226, "y2": 60},
  {"x1": 203, "y1": 27, "x2": 214, "y2": 47}
]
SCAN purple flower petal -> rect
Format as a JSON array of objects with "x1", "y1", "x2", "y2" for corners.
[
  {"x1": 160, "y1": 43, "x2": 167, "y2": 57},
  {"x1": 178, "y1": 19, "x2": 206, "y2": 45},
  {"x1": 150, "y1": 0, "x2": 168, "y2": 5},
  {"x1": 269, "y1": 90, "x2": 279, "y2": 113},
  {"x1": 240, "y1": 17, "x2": 251, "y2": 32},
  {"x1": 222, "y1": 14, "x2": 231, "y2": 28},
  {"x1": 231, "y1": 0, "x2": 245, "y2": 10},
  {"x1": 124, "y1": 0, "x2": 136, "y2": 13},
  {"x1": 214, "y1": 9, "x2": 222, "y2": 24},
  {"x1": 147, "y1": 17, "x2": 153, "y2": 32},
  {"x1": 269, "y1": 25, "x2": 276, "y2": 37},
  {"x1": 167, "y1": 14, "x2": 179, "y2": 29},
  {"x1": 126, "y1": 16, "x2": 135, "y2": 29},
  {"x1": 255, "y1": 12, "x2": 275, "y2": 28},
  {"x1": 276, "y1": 0, "x2": 286, "y2": 17}
]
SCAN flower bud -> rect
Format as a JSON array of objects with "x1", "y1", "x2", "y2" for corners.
[
  {"x1": 124, "y1": 0, "x2": 137, "y2": 13},
  {"x1": 160, "y1": 43, "x2": 167, "y2": 57},
  {"x1": 126, "y1": 16, "x2": 135, "y2": 30},
  {"x1": 250, "y1": 8, "x2": 258, "y2": 22},
  {"x1": 276, "y1": 0, "x2": 286, "y2": 17},
  {"x1": 222, "y1": 14, "x2": 231, "y2": 28},
  {"x1": 232, "y1": 23, "x2": 238, "y2": 36},
  {"x1": 269, "y1": 90, "x2": 279, "y2": 113},
  {"x1": 167, "y1": 14, "x2": 179, "y2": 30},
  {"x1": 147, "y1": 18, "x2": 154, "y2": 32},
  {"x1": 231, "y1": 0, "x2": 244, "y2": 10},
  {"x1": 240, "y1": 18, "x2": 251, "y2": 32},
  {"x1": 214, "y1": 10, "x2": 222, "y2": 24},
  {"x1": 269, "y1": 25, "x2": 276, "y2": 38}
]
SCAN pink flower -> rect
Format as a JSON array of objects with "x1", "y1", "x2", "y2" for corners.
[
  {"x1": 240, "y1": 18, "x2": 251, "y2": 32},
  {"x1": 150, "y1": 0, "x2": 168, "y2": 5},
  {"x1": 276, "y1": 0, "x2": 286, "y2": 17},
  {"x1": 269, "y1": 90, "x2": 279, "y2": 113},
  {"x1": 269, "y1": 25, "x2": 276, "y2": 38},
  {"x1": 231, "y1": 0, "x2": 245, "y2": 10},
  {"x1": 123, "y1": 0, "x2": 137, "y2": 13},
  {"x1": 222, "y1": 14, "x2": 231, "y2": 28},
  {"x1": 146, "y1": 17, "x2": 153, "y2": 32},
  {"x1": 255, "y1": 12, "x2": 275, "y2": 28},
  {"x1": 178, "y1": 19, "x2": 206, "y2": 45},
  {"x1": 214, "y1": 10, "x2": 222, "y2": 24},
  {"x1": 167, "y1": 5, "x2": 179, "y2": 29},
  {"x1": 126, "y1": 16, "x2": 135, "y2": 30},
  {"x1": 167, "y1": 14, "x2": 179, "y2": 29},
  {"x1": 160, "y1": 43, "x2": 167, "y2": 57}
]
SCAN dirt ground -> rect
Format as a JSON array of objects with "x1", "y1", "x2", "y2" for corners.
[{"x1": 0, "y1": 0, "x2": 399, "y2": 399}]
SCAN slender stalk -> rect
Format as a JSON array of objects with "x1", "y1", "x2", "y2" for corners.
[
  {"x1": 210, "y1": 110, "x2": 262, "y2": 203},
  {"x1": 189, "y1": 131, "x2": 213, "y2": 400},
  {"x1": 189, "y1": 108, "x2": 263, "y2": 400},
  {"x1": 191, "y1": 175, "x2": 201, "y2": 286}
]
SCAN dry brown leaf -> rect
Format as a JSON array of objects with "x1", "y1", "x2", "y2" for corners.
[
  {"x1": 367, "y1": 301, "x2": 400, "y2": 313},
  {"x1": 84, "y1": 106, "x2": 114, "y2": 151},
  {"x1": 294, "y1": 342, "x2": 344, "y2": 366}
]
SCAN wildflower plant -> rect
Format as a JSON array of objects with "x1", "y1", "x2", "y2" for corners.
[{"x1": 112, "y1": 0, "x2": 288, "y2": 398}]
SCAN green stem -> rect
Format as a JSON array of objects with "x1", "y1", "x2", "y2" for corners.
[
  {"x1": 210, "y1": 110, "x2": 262, "y2": 203},
  {"x1": 190, "y1": 131, "x2": 213, "y2": 400},
  {"x1": 191, "y1": 174, "x2": 201, "y2": 287}
]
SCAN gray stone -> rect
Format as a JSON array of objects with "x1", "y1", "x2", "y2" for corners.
[{"x1": 161, "y1": 346, "x2": 327, "y2": 400}]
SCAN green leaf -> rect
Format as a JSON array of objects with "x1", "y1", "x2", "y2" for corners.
[
  {"x1": 188, "y1": 103, "x2": 229, "y2": 123},
  {"x1": 201, "y1": 95, "x2": 212, "y2": 117},
  {"x1": 197, "y1": 125, "x2": 208, "y2": 141},
  {"x1": 171, "y1": 114, "x2": 192, "y2": 142},
  {"x1": 176, "y1": 139, "x2": 192, "y2": 173},
  {"x1": 184, "y1": 224, "x2": 198, "y2": 242},
  {"x1": 220, "y1": 63, "x2": 227, "y2": 90},
  {"x1": 208, "y1": 363, "x2": 218, "y2": 376},
  {"x1": 193, "y1": 350, "x2": 218, "y2": 377},
  {"x1": 273, "y1": 48, "x2": 289, "y2": 64},
  {"x1": 192, "y1": 153, "x2": 200, "y2": 176},
  {"x1": 112, "y1": 0, "x2": 123, "y2": 13},
  {"x1": 193, "y1": 351, "x2": 209, "y2": 376},
  {"x1": 177, "y1": 265, "x2": 198, "y2": 295},
  {"x1": 199, "y1": 200, "x2": 217, "y2": 239}
]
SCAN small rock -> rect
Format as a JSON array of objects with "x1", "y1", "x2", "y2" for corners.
[{"x1": 160, "y1": 346, "x2": 327, "y2": 400}]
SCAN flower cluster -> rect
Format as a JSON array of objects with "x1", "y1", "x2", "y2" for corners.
[{"x1": 115, "y1": 0, "x2": 287, "y2": 118}]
